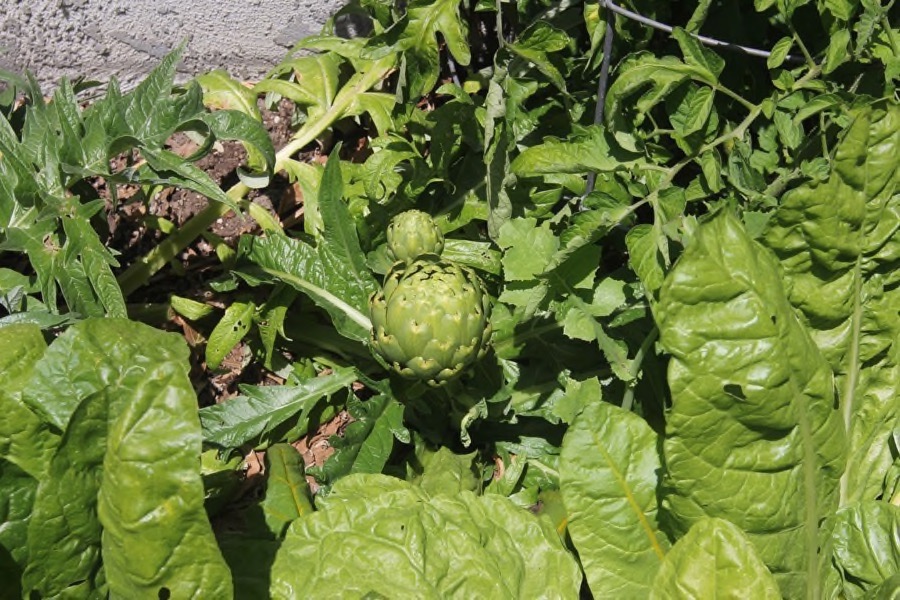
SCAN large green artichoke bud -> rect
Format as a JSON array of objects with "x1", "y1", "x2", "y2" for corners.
[
  {"x1": 370, "y1": 259, "x2": 491, "y2": 386},
  {"x1": 386, "y1": 210, "x2": 445, "y2": 263}
]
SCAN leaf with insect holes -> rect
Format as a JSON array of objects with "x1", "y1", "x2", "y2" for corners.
[{"x1": 206, "y1": 301, "x2": 256, "y2": 370}]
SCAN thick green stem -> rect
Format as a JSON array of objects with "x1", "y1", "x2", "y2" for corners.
[{"x1": 118, "y1": 188, "x2": 242, "y2": 296}]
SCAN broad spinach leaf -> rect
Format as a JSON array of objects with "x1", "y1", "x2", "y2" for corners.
[
  {"x1": 18, "y1": 319, "x2": 232, "y2": 598},
  {"x1": 271, "y1": 474, "x2": 581, "y2": 598},
  {"x1": 764, "y1": 102, "x2": 900, "y2": 504},
  {"x1": 656, "y1": 211, "x2": 845, "y2": 597},
  {"x1": 650, "y1": 517, "x2": 780, "y2": 598},
  {"x1": 559, "y1": 380, "x2": 668, "y2": 597}
]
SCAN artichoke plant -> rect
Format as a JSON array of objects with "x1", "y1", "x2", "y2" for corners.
[
  {"x1": 386, "y1": 210, "x2": 445, "y2": 263},
  {"x1": 369, "y1": 258, "x2": 491, "y2": 386}
]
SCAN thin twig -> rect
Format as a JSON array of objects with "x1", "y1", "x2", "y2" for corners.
[
  {"x1": 584, "y1": 16, "x2": 616, "y2": 199},
  {"x1": 601, "y1": 0, "x2": 805, "y2": 63}
]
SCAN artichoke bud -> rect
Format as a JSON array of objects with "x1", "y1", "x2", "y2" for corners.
[
  {"x1": 369, "y1": 259, "x2": 491, "y2": 386},
  {"x1": 386, "y1": 210, "x2": 445, "y2": 264}
]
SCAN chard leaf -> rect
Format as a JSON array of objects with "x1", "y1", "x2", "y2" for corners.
[
  {"x1": 20, "y1": 319, "x2": 231, "y2": 599},
  {"x1": 260, "y1": 444, "x2": 315, "y2": 539},
  {"x1": 656, "y1": 211, "x2": 845, "y2": 598},
  {"x1": 412, "y1": 446, "x2": 480, "y2": 496},
  {"x1": 560, "y1": 384, "x2": 668, "y2": 597},
  {"x1": 271, "y1": 474, "x2": 582, "y2": 597},
  {"x1": 0, "y1": 460, "x2": 37, "y2": 595},
  {"x1": 0, "y1": 324, "x2": 57, "y2": 478},
  {"x1": 650, "y1": 517, "x2": 781, "y2": 598},
  {"x1": 200, "y1": 367, "x2": 358, "y2": 450},
  {"x1": 763, "y1": 103, "x2": 900, "y2": 504},
  {"x1": 829, "y1": 501, "x2": 900, "y2": 596}
]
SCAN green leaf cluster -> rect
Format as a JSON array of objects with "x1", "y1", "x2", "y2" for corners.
[{"x1": 1, "y1": 0, "x2": 898, "y2": 597}]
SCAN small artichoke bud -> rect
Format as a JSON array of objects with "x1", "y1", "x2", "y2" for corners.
[
  {"x1": 369, "y1": 259, "x2": 491, "y2": 386},
  {"x1": 386, "y1": 210, "x2": 445, "y2": 264}
]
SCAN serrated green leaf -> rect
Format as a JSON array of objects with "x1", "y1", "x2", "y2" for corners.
[
  {"x1": 768, "y1": 36, "x2": 794, "y2": 69},
  {"x1": 255, "y1": 53, "x2": 342, "y2": 114},
  {"x1": 441, "y1": 239, "x2": 502, "y2": 275},
  {"x1": 197, "y1": 70, "x2": 262, "y2": 119},
  {"x1": 606, "y1": 53, "x2": 713, "y2": 150},
  {"x1": 206, "y1": 300, "x2": 256, "y2": 370},
  {"x1": 200, "y1": 367, "x2": 358, "y2": 450},
  {"x1": 363, "y1": 0, "x2": 469, "y2": 98},
  {"x1": 140, "y1": 147, "x2": 239, "y2": 212},
  {"x1": 507, "y1": 21, "x2": 570, "y2": 93},
  {"x1": 201, "y1": 109, "x2": 276, "y2": 179},
  {"x1": 511, "y1": 125, "x2": 644, "y2": 175},
  {"x1": 257, "y1": 284, "x2": 297, "y2": 370},
  {"x1": 672, "y1": 28, "x2": 725, "y2": 83},
  {"x1": 311, "y1": 394, "x2": 409, "y2": 485},
  {"x1": 239, "y1": 233, "x2": 374, "y2": 341},
  {"x1": 626, "y1": 224, "x2": 666, "y2": 298},
  {"x1": 497, "y1": 218, "x2": 557, "y2": 282},
  {"x1": 348, "y1": 92, "x2": 396, "y2": 135},
  {"x1": 697, "y1": 148, "x2": 724, "y2": 192},
  {"x1": 824, "y1": 28, "x2": 852, "y2": 74},
  {"x1": 669, "y1": 84, "x2": 715, "y2": 138},
  {"x1": 124, "y1": 45, "x2": 185, "y2": 138}
]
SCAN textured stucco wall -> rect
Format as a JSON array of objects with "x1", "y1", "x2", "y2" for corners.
[{"x1": 0, "y1": 0, "x2": 343, "y2": 92}]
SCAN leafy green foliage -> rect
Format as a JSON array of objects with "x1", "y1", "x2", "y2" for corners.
[
  {"x1": 656, "y1": 211, "x2": 844, "y2": 596},
  {"x1": 0, "y1": 320, "x2": 230, "y2": 598},
  {"x1": 0, "y1": 47, "x2": 274, "y2": 319},
  {"x1": 560, "y1": 384, "x2": 668, "y2": 596},
  {"x1": 270, "y1": 474, "x2": 582, "y2": 597},
  {"x1": 1, "y1": 0, "x2": 898, "y2": 596},
  {"x1": 650, "y1": 518, "x2": 781, "y2": 598}
]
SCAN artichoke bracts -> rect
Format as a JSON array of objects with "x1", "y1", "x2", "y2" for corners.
[
  {"x1": 369, "y1": 258, "x2": 492, "y2": 386},
  {"x1": 386, "y1": 209, "x2": 445, "y2": 264}
]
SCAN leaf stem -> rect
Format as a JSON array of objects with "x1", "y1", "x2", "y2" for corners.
[
  {"x1": 713, "y1": 84, "x2": 757, "y2": 112},
  {"x1": 789, "y1": 24, "x2": 816, "y2": 68},
  {"x1": 838, "y1": 254, "x2": 863, "y2": 506},
  {"x1": 620, "y1": 326, "x2": 658, "y2": 413}
]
